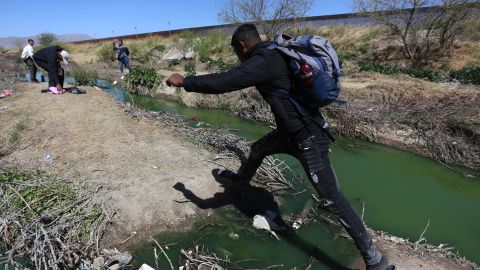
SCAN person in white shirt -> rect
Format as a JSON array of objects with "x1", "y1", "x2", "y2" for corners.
[{"x1": 21, "y1": 39, "x2": 39, "y2": 83}]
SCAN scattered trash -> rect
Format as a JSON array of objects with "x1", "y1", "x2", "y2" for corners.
[
  {"x1": 79, "y1": 261, "x2": 92, "y2": 270},
  {"x1": 252, "y1": 215, "x2": 279, "y2": 240},
  {"x1": 0, "y1": 90, "x2": 12, "y2": 98},
  {"x1": 121, "y1": 76, "x2": 125, "y2": 80},
  {"x1": 93, "y1": 86, "x2": 102, "y2": 90},
  {"x1": 195, "y1": 122, "x2": 204, "y2": 127},
  {"x1": 192, "y1": 116, "x2": 200, "y2": 121},
  {"x1": 0, "y1": 105, "x2": 8, "y2": 110},
  {"x1": 138, "y1": 264, "x2": 155, "y2": 270},
  {"x1": 292, "y1": 218, "x2": 303, "y2": 230},
  {"x1": 228, "y1": 232, "x2": 239, "y2": 240},
  {"x1": 105, "y1": 252, "x2": 133, "y2": 270},
  {"x1": 43, "y1": 153, "x2": 53, "y2": 165},
  {"x1": 48, "y1": 87, "x2": 64, "y2": 95},
  {"x1": 92, "y1": 257, "x2": 105, "y2": 269},
  {"x1": 113, "y1": 80, "x2": 118, "y2": 85},
  {"x1": 65, "y1": 86, "x2": 86, "y2": 94}
]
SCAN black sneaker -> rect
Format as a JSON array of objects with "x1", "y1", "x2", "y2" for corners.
[{"x1": 366, "y1": 255, "x2": 396, "y2": 270}]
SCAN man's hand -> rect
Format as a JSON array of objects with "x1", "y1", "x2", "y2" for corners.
[{"x1": 166, "y1": 73, "x2": 184, "y2": 87}]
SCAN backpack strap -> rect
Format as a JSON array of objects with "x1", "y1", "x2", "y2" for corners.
[{"x1": 271, "y1": 89, "x2": 336, "y2": 142}]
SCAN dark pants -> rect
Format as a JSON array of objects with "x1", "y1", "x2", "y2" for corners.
[
  {"x1": 23, "y1": 58, "x2": 37, "y2": 81},
  {"x1": 237, "y1": 129, "x2": 382, "y2": 264},
  {"x1": 34, "y1": 59, "x2": 64, "y2": 87},
  {"x1": 119, "y1": 56, "x2": 130, "y2": 75}
]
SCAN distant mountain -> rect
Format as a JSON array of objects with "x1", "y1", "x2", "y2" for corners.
[{"x1": 0, "y1": 34, "x2": 92, "y2": 48}]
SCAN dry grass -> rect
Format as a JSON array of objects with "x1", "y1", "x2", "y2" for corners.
[{"x1": 328, "y1": 72, "x2": 480, "y2": 170}]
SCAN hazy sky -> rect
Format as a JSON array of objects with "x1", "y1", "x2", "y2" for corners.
[{"x1": 1, "y1": 0, "x2": 354, "y2": 38}]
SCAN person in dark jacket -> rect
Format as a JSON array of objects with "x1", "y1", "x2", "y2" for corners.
[
  {"x1": 113, "y1": 39, "x2": 130, "y2": 79},
  {"x1": 166, "y1": 24, "x2": 395, "y2": 270},
  {"x1": 33, "y1": 45, "x2": 69, "y2": 94}
]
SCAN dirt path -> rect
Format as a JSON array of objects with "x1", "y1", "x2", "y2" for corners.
[
  {"x1": 0, "y1": 82, "x2": 223, "y2": 246},
  {"x1": 1, "y1": 82, "x2": 477, "y2": 270}
]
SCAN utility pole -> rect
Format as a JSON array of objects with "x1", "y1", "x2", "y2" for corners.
[{"x1": 168, "y1": 21, "x2": 171, "y2": 38}]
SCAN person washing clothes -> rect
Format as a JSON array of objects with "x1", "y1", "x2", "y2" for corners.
[
  {"x1": 21, "y1": 39, "x2": 39, "y2": 83},
  {"x1": 113, "y1": 39, "x2": 130, "y2": 79},
  {"x1": 33, "y1": 45, "x2": 69, "y2": 94}
]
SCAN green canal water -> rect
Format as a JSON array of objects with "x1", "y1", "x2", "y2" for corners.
[{"x1": 97, "y1": 81, "x2": 480, "y2": 269}]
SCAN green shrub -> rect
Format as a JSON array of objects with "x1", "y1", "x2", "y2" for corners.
[
  {"x1": 450, "y1": 65, "x2": 480, "y2": 85},
  {"x1": 337, "y1": 51, "x2": 358, "y2": 61},
  {"x1": 154, "y1": 44, "x2": 166, "y2": 52},
  {"x1": 72, "y1": 68, "x2": 98, "y2": 86},
  {"x1": 205, "y1": 58, "x2": 239, "y2": 72},
  {"x1": 37, "y1": 32, "x2": 57, "y2": 46},
  {"x1": 0, "y1": 46, "x2": 7, "y2": 54},
  {"x1": 126, "y1": 66, "x2": 160, "y2": 90},
  {"x1": 359, "y1": 62, "x2": 444, "y2": 82},
  {"x1": 167, "y1": 59, "x2": 181, "y2": 69},
  {"x1": 184, "y1": 62, "x2": 196, "y2": 76},
  {"x1": 97, "y1": 42, "x2": 114, "y2": 62},
  {"x1": 405, "y1": 67, "x2": 443, "y2": 82},
  {"x1": 359, "y1": 62, "x2": 403, "y2": 75}
]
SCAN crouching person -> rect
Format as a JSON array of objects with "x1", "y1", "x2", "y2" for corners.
[{"x1": 33, "y1": 46, "x2": 69, "y2": 94}]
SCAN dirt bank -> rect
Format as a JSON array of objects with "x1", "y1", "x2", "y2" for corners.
[
  {"x1": 1, "y1": 82, "x2": 478, "y2": 270},
  {"x1": 0, "y1": 82, "x2": 223, "y2": 247}
]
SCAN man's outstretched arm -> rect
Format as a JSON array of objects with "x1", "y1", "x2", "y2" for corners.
[{"x1": 166, "y1": 55, "x2": 271, "y2": 94}]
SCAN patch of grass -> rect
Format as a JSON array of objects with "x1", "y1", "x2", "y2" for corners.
[
  {"x1": 463, "y1": 18, "x2": 480, "y2": 41},
  {"x1": 167, "y1": 59, "x2": 181, "y2": 70},
  {"x1": 97, "y1": 42, "x2": 114, "y2": 62},
  {"x1": 128, "y1": 42, "x2": 149, "y2": 63},
  {"x1": 8, "y1": 119, "x2": 28, "y2": 144},
  {"x1": 77, "y1": 206, "x2": 102, "y2": 240},
  {"x1": 0, "y1": 169, "x2": 104, "y2": 242},
  {"x1": 72, "y1": 68, "x2": 98, "y2": 86},
  {"x1": 154, "y1": 44, "x2": 166, "y2": 52},
  {"x1": 184, "y1": 61, "x2": 196, "y2": 76},
  {"x1": 359, "y1": 61, "x2": 444, "y2": 82},
  {"x1": 193, "y1": 30, "x2": 230, "y2": 60},
  {"x1": 0, "y1": 170, "x2": 76, "y2": 217},
  {"x1": 205, "y1": 58, "x2": 239, "y2": 72},
  {"x1": 450, "y1": 65, "x2": 480, "y2": 85}
]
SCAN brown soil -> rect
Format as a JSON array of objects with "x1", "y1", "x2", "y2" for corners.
[
  {"x1": 1, "y1": 82, "x2": 478, "y2": 270},
  {"x1": 0, "y1": 82, "x2": 223, "y2": 247}
]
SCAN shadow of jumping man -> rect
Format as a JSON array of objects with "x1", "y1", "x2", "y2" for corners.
[{"x1": 173, "y1": 169, "x2": 353, "y2": 270}]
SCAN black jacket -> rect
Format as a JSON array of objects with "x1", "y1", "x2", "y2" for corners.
[
  {"x1": 33, "y1": 46, "x2": 63, "y2": 85},
  {"x1": 183, "y1": 42, "x2": 324, "y2": 141}
]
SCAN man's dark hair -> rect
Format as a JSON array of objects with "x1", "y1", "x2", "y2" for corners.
[
  {"x1": 231, "y1": 24, "x2": 261, "y2": 48},
  {"x1": 28, "y1": 39, "x2": 34, "y2": 43}
]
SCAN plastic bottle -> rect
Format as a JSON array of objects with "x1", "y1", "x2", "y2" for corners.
[
  {"x1": 299, "y1": 62, "x2": 315, "y2": 85},
  {"x1": 43, "y1": 154, "x2": 53, "y2": 165}
]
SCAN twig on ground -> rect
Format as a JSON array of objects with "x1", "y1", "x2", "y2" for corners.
[{"x1": 151, "y1": 237, "x2": 174, "y2": 270}]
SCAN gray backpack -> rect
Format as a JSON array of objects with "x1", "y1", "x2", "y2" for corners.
[{"x1": 269, "y1": 34, "x2": 343, "y2": 111}]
